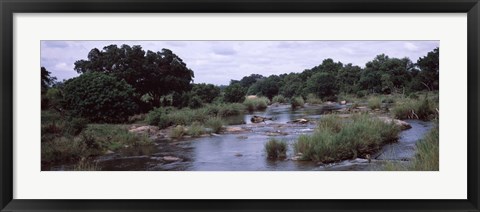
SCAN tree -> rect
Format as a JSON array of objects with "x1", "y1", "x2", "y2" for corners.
[
  {"x1": 192, "y1": 83, "x2": 221, "y2": 104},
  {"x1": 74, "y1": 45, "x2": 194, "y2": 107},
  {"x1": 41, "y1": 67, "x2": 57, "y2": 93},
  {"x1": 248, "y1": 75, "x2": 281, "y2": 99},
  {"x1": 279, "y1": 73, "x2": 304, "y2": 98},
  {"x1": 239, "y1": 74, "x2": 265, "y2": 88},
  {"x1": 224, "y1": 83, "x2": 246, "y2": 103},
  {"x1": 63, "y1": 72, "x2": 138, "y2": 123},
  {"x1": 337, "y1": 64, "x2": 361, "y2": 94},
  {"x1": 416, "y1": 47, "x2": 439, "y2": 90},
  {"x1": 305, "y1": 72, "x2": 338, "y2": 100}
]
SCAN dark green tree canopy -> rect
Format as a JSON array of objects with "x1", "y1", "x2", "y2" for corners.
[
  {"x1": 416, "y1": 47, "x2": 439, "y2": 90},
  {"x1": 41, "y1": 67, "x2": 57, "y2": 93},
  {"x1": 192, "y1": 83, "x2": 221, "y2": 104},
  {"x1": 305, "y1": 72, "x2": 338, "y2": 100},
  {"x1": 74, "y1": 45, "x2": 194, "y2": 106},
  {"x1": 63, "y1": 72, "x2": 138, "y2": 123},
  {"x1": 224, "y1": 83, "x2": 246, "y2": 103}
]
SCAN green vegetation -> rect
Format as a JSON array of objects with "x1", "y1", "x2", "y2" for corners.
[
  {"x1": 243, "y1": 97, "x2": 270, "y2": 112},
  {"x1": 145, "y1": 103, "x2": 245, "y2": 129},
  {"x1": 265, "y1": 138, "x2": 288, "y2": 159},
  {"x1": 272, "y1": 95, "x2": 287, "y2": 104},
  {"x1": 367, "y1": 96, "x2": 382, "y2": 110},
  {"x1": 73, "y1": 159, "x2": 100, "y2": 171},
  {"x1": 170, "y1": 125, "x2": 186, "y2": 139},
  {"x1": 206, "y1": 117, "x2": 224, "y2": 133},
  {"x1": 392, "y1": 95, "x2": 438, "y2": 120},
  {"x1": 294, "y1": 114, "x2": 400, "y2": 163},
  {"x1": 383, "y1": 123, "x2": 439, "y2": 171},
  {"x1": 291, "y1": 96, "x2": 305, "y2": 109},
  {"x1": 187, "y1": 122, "x2": 205, "y2": 137},
  {"x1": 305, "y1": 93, "x2": 323, "y2": 105},
  {"x1": 63, "y1": 72, "x2": 138, "y2": 123}
]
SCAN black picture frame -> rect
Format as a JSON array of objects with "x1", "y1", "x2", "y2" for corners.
[{"x1": 1, "y1": 0, "x2": 479, "y2": 211}]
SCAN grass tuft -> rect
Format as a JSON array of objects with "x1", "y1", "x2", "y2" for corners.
[{"x1": 265, "y1": 138, "x2": 288, "y2": 159}]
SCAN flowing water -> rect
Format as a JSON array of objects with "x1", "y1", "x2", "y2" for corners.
[{"x1": 49, "y1": 104, "x2": 433, "y2": 171}]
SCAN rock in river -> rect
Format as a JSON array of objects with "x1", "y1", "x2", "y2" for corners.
[{"x1": 378, "y1": 117, "x2": 412, "y2": 130}]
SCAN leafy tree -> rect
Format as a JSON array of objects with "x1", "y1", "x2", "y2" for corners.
[
  {"x1": 416, "y1": 47, "x2": 439, "y2": 90},
  {"x1": 224, "y1": 83, "x2": 246, "y2": 103},
  {"x1": 74, "y1": 45, "x2": 194, "y2": 107},
  {"x1": 337, "y1": 64, "x2": 361, "y2": 94},
  {"x1": 63, "y1": 72, "x2": 138, "y2": 123},
  {"x1": 305, "y1": 72, "x2": 338, "y2": 100},
  {"x1": 279, "y1": 73, "x2": 304, "y2": 98},
  {"x1": 41, "y1": 67, "x2": 57, "y2": 93},
  {"x1": 192, "y1": 83, "x2": 221, "y2": 103},
  {"x1": 239, "y1": 74, "x2": 265, "y2": 88},
  {"x1": 248, "y1": 75, "x2": 281, "y2": 99}
]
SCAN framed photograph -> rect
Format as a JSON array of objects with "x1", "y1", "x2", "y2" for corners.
[{"x1": 1, "y1": 0, "x2": 479, "y2": 211}]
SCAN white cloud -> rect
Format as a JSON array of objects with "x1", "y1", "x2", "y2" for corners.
[{"x1": 404, "y1": 42, "x2": 420, "y2": 51}]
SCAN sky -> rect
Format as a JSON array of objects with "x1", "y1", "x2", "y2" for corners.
[{"x1": 41, "y1": 41, "x2": 439, "y2": 85}]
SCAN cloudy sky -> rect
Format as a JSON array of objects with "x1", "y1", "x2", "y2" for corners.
[{"x1": 41, "y1": 40, "x2": 439, "y2": 85}]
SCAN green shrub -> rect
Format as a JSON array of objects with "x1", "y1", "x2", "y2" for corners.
[
  {"x1": 367, "y1": 96, "x2": 382, "y2": 110},
  {"x1": 42, "y1": 137, "x2": 87, "y2": 163},
  {"x1": 63, "y1": 72, "x2": 138, "y2": 123},
  {"x1": 294, "y1": 114, "x2": 400, "y2": 163},
  {"x1": 272, "y1": 95, "x2": 287, "y2": 104},
  {"x1": 145, "y1": 107, "x2": 172, "y2": 128},
  {"x1": 188, "y1": 96, "x2": 204, "y2": 109},
  {"x1": 170, "y1": 125, "x2": 186, "y2": 139},
  {"x1": 392, "y1": 97, "x2": 436, "y2": 120},
  {"x1": 265, "y1": 138, "x2": 287, "y2": 159},
  {"x1": 187, "y1": 122, "x2": 205, "y2": 137},
  {"x1": 243, "y1": 97, "x2": 269, "y2": 112},
  {"x1": 206, "y1": 117, "x2": 224, "y2": 133},
  {"x1": 217, "y1": 103, "x2": 246, "y2": 117},
  {"x1": 82, "y1": 124, "x2": 151, "y2": 151},
  {"x1": 291, "y1": 96, "x2": 305, "y2": 109},
  {"x1": 306, "y1": 93, "x2": 323, "y2": 104}
]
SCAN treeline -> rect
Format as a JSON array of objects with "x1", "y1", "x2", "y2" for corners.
[
  {"x1": 41, "y1": 44, "x2": 439, "y2": 123},
  {"x1": 225, "y1": 47, "x2": 439, "y2": 102}
]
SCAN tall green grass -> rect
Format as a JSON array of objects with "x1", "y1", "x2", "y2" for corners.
[
  {"x1": 291, "y1": 96, "x2": 305, "y2": 109},
  {"x1": 410, "y1": 124, "x2": 439, "y2": 170},
  {"x1": 294, "y1": 114, "x2": 400, "y2": 163},
  {"x1": 367, "y1": 96, "x2": 382, "y2": 110},
  {"x1": 305, "y1": 94, "x2": 323, "y2": 105},
  {"x1": 145, "y1": 103, "x2": 245, "y2": 129},
  {"x1": 265, "y1": 138, "x2": 288, "y2": 159},
  {"x1": 206, "y1": 117, "x2": 224, "y2": 133},
  {"x1": 272, "y1": 95, "x2": 287, "y2": 104},
  {"x1": 392, "y1": 97, "x2": 437, "y2": 120},
  {"x1": 243, "y1": 97, "x2": 270, "y2": 112}
]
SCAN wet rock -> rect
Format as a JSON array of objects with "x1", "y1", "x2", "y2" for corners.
[
  {"x1": 225, "y1": 126, "x2": 247, "y2": 133},
  {"x1": 251, "y1": 115, "x2": 273, "y2": 123},
  {"x1": 265, "y1": 131, "x2": 289, "y2": 136},
  {"x1": 163, "y1": 156, "x2": 181, "y2": 161},
  {"x1": 129, "y1": 125, "x2": 159, "y2": 134},
  {"x1": 288, "y1": 118, "x2": 309, "y2": 124},
  {"x1": 378, "y1": 117, "x2": 412, "y2": 130},
  {"x1": 236, "y1": 135, "x2": 248, "y2": 139},
  {"x1": 234, "y1": 153, "x2": 243, "y2": 157}
]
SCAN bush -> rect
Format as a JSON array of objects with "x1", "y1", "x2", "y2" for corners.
[
  {"x1": 272, "y1": 95, "x2": 287, "y2": 104},
  {"x1": 224, "y1": 83, "x2": 246, "y2": 103},
  {"x1": 367, "y1": 96, "x2": 382, "y2": 110},
  {"x1": 290, "y1": 96, "x2": 305, "y2": 109},
  {"x1": 188, "y1": 96, "x2": 203, "y2": 109},
  {"x1": 63, "y1": 72, "x2": 138, "y2": 123},
  {"x1": 170, "y1": 125, "x2": 186, "y2": 139},
  {"x1": 243, "y1": 97, "x2": 269, "y2": 112},
  {"x1": 294, "y1": 114, "x2": 400, "y2": 163},
  {"x1": 265, "y1": 138, "x2": 287, "y2": 159},
  {"x1": 187, "y1": 122, "x2": 205, "y2": 137},
  {"x1": 145, "y1": 107, "x2": 173, "y2": 129},
  {"x1": 306, "y1": 93, "x2": 323, "y2": 104},
  {"x1": 41, "y1": 137, "x2": 87, "y2": 163},
  {"x1": 392, "y1": 97, "x2": 436, "y2": 120},
  {"x1": 206, "y1": 117, "x2": 224, "y2": 133},
  {"x1": 81, "y1": 124, "x2": 151, "y2": 151}
]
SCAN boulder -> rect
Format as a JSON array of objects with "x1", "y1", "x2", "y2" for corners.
[
  {"x1": 340, "y1": 100, "x2": 347, "y2": 105},
  {"x1": 129, "y1": 125, "x2": 159, "y2": 134},
  {"x1": 225, "y1": 126, "x2": 246, "y2": 133},
  {"x1": 251, "y1": 115, "x2": 273, "y2": 123},
  {"x1": 163, "y1": 156, "x2": 181, "y2": 161},
  {"x1": 288, "y1": 118, "x2": 309, "y2": 124},
  {"x1": 378, "y1": 117, "x2": 412, "y2": 130}
]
